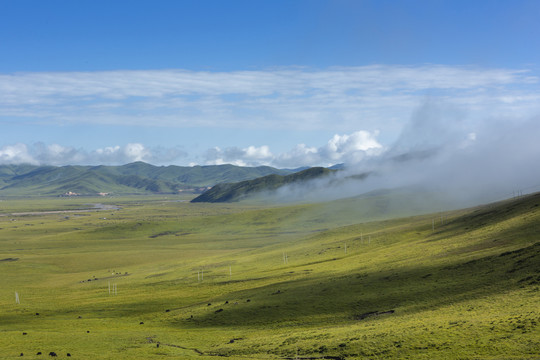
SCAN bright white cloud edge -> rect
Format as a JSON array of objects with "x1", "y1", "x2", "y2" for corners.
[{"x1": 0, "y1": 130, "x2": 383, "y2": 168}]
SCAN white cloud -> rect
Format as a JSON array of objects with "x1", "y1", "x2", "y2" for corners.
[
  {"x1": 203, "y1": 131, "x2": 382, "y2": 168},
  {"x1": 244, "y1": 145, "x2": 273, "y2": 160},
  {"x1": 0, "y1": 114, "x2": 528, "y2": 174},
  {"x1": 93, "y1": 143, "x2": 150, "y2": 164},
  {"x1": 0, "y1": 143, "x2": 187, "y2": 166},
  {"x1": 0, "y1": 143, "x2": 38, "y2": 165},
  {"x1": 124, "y1": 143, "x2": 148, "y2": 162},
  {"x1": 1, "y1": 65, "x2": 538, "y2": 136},
  {"x1": 204, "y1": 145, "x2": 274, "y2": 167},
  {"x1": 2, "y1": 65, "x2": 540, "y2": 169},
  {"x1": 322, "y1": 131, "x2": 383, "y2": 161}
]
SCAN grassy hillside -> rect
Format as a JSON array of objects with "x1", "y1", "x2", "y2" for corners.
[
  {"x1": 192, "y1": 167, "x2": 336, "y2": 202},
  {"x1": 0, "y1": 192, "x2": 538, "y2": 359},
  {"x1": 0, "y1": 162, "x2": 293, "y2": 196}
]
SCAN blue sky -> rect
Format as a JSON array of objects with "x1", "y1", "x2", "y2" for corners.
[{"x1": 1, "y1": 0, "x2": 539, "y2": 167}]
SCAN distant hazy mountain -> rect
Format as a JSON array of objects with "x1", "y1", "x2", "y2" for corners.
[
  {"x1": 0, "y1": 162, "x2": 293, "y2": 196},
  {"x1": 191, "y1": 167, "x2": 336, "y2": 203}
]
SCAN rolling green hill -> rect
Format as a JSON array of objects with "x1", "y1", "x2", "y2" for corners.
[
  {"x1": 0, "y1": 162, "x2": 293, "y2": 196},
  {"x1": 191, "y1": 166, "x2": 336, "y2": 202},
  {"x1": 0, "y1": 190, "x2": 538, "y2": 359}
]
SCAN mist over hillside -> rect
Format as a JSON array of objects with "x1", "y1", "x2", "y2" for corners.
[
  {"x1": 191, "y1": 167, "x2": 336, "y2": 203},
  {"x1": 250, "y1": 102, "x2": 540, "y2": 210}
]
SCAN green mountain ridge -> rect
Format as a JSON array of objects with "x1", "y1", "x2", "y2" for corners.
[
  {"x1": 0, "y1": 162, "x2": 294, "y2": 196},
  {"x1": 191, "y1": 167, "x2": 337, "y2": 202}
]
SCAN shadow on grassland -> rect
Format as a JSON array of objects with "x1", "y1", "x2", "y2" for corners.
[{"x1": 183, "y1": 241, "x2": 540, "y2": 328}]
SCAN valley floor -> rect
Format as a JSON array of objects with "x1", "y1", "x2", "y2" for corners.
[{"x1": 0, "y1": 194, "x2": 539, "y2": 359}]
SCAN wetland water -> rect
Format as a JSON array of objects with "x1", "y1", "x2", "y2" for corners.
[{"x1": 0, "y1": 203, "x2": 120, "y2": 217}]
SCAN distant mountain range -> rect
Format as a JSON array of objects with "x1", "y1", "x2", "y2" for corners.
[{"x1": 0, "y1": 162, "x2": 295, "y2": 196}]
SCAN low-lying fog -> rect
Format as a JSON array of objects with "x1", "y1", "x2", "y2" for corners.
[{"x1": 265, "y1": 101, "x2": 540, "y2": 211}]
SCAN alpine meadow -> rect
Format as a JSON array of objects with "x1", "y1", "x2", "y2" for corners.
[{"x1": 1, "y1": 186, "x2": 539, "y2": 359}]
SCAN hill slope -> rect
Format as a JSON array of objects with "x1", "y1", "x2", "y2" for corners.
[
  {"x1": 0, "y1": 191, "x2": 538, "y2": 359},
  {"x1": 191, "y1": 166, "x2": 336, "y2": 202}
]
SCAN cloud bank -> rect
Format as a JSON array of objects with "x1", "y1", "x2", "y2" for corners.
[
  {"x1": 0, "y1": 130, "x2": 382, "y2": 168},
  {"x1": 204, "y1": 130, "x2": 382, "y2": 167},
  {"x1": 0, "y1": 143, "x2": 187, "y2": 166},
  {"x1": 267, "y1": 102, "x2": 540, "y2": 206},
  {"x1": 1, "y1": 65, "x2": 539, "y2": 135}
]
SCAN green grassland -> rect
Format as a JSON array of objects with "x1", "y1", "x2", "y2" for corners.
[{"x1": 0, "y1": 192, "x2": 539, "y2": 359}]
